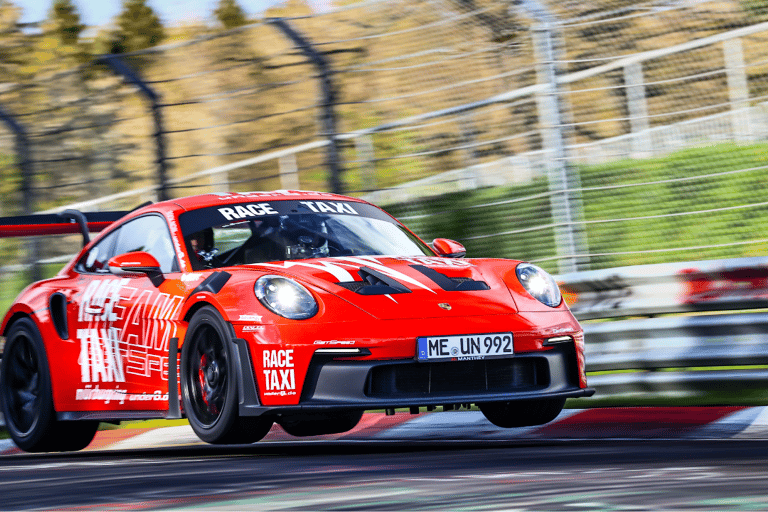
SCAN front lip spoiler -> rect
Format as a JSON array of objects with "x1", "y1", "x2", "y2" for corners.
[{"x1": 239, "y1": 388, "x2": 595, "y2": 417}]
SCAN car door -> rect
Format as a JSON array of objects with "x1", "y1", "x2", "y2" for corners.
[{"x1": 68, "y1": 214, "x2": 184, "y2": 412}]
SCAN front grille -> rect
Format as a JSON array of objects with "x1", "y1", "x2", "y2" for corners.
[{"x1": 365, "y1": 357, "x2": 549, "y2": 399}]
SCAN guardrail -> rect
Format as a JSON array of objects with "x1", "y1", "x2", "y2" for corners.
[{"x1": 559, "y1": 256, "x2": 768, "y2": 400}]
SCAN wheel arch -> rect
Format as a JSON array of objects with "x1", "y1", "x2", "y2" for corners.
[
  {"x1": 179, "y1": 301, "x2": 262, "y2": 414},
  {"x1": 181, "y1": 295, "x2": 229, "y2": 325},
  {"x1": 2, "y1": 306, "x2": 35, "y2": 337}
]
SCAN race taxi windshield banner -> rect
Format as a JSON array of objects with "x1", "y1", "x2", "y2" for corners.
[{"x1": 178, "y1": 200, "x2": 394, "y2": 235}]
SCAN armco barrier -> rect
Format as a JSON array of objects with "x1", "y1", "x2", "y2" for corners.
[
  {"x1": 558, "y1": 256, "x2": 768, "y2": 320},
  {"x1": 558, "y1": 256, "x2": 768, "y2": 399}
]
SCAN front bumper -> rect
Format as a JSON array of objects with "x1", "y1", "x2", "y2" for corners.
[{"x1": 235, "y1": 341, "x2": 594, "y2": 417}]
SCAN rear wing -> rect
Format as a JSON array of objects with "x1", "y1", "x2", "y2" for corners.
[{"x1": 0, "y1": 210, "x2": 128, "y2": 246}]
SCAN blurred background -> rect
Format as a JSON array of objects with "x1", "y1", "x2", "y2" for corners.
[
  {"x1": 2, "y1": 0, "x2": 768, "y2": 405},
  {"x1": 2, "y1": 0, "x2": 768, "y2": 304}
]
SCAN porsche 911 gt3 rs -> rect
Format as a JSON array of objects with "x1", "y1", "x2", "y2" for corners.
[{"x1": 0, "y1": 190, "x2": 593, "y2": 452}]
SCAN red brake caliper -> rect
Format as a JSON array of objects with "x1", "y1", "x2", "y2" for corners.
[{"x1": 198, "y1": 354, "x2": 209, "y2": 406}]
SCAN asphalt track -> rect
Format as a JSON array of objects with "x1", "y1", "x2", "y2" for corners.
[{"x1": 1, "y1": 408, "x2": 768, "y2": 511}]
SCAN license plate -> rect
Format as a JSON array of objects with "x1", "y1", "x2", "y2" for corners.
[{"x1": 416, "y1": 332, "x2": 514, "y2": 362}]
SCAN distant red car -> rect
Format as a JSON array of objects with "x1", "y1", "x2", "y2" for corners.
[{"x1": 1, "y1": 191, "x2": 592, "y2": 452}]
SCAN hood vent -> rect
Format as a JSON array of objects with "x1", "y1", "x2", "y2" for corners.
[
  {"x1": 410, "y1": 265, "x2": 490, "y2": 291},
  {"x1": 337, "y1": 266, "x2": 412, "y2": 295}
]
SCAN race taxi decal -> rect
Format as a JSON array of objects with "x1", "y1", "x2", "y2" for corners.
[
  {"x1": 296, "y1": 201, "x2": 359, "y2": 215},
  {"x1": 218, "y1": 203, "x2": 278, "y2": 221},
  {"x1": 262, "y1": 349, "x2": 296, "y2": 396},
  {"x1": 217, "y1": 200, "x2": 358, "y2": 221},
  {"x1": 77, "y1": 278, "x2": 183, "y2": 385},
  {"x1": 78, "y1": 327, "x2": 124, "y2": 383}
]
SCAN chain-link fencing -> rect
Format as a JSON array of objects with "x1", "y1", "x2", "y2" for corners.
[{"x1": 2, "y1": 0, "x2": 768, "y2": 311}]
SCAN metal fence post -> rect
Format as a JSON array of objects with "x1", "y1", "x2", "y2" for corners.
[
  {"x1": 268, "y1": 18, "x2": 345, "y2": 195},
  {"x1": 0, "y1": 105, "x2": 41, "y2": 282},
  {"x1": 278, "y1": 153, "x2": 300, "y2": 190},
  {"x1": 723, "y1": 38, "x2": 752, "y2": 142},
  {"x1": 98, "y1": 55, "x2": 170, "y2": 202},
  {"x1": 354, "y1": 135, "x2": 377, "y2": 192},
  {"x1": 625, "y1": 61, "x2": 651, "y2": 158},
  {"x1": 521, "y1": 0, "x2": 589, "y2": 273}
]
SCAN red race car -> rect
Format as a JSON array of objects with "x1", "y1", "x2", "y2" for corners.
[{"x1": 1, "y1": 191, "x2": 592, "y2": 452}]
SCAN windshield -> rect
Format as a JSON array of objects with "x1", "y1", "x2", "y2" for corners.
[{"x1": 179, "y1": 200, "x2": 433, "y2": 269}]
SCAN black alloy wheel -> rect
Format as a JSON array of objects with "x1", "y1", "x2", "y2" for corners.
[
  {"x1": 181, "y1": 306, "x2": 272, "y2": 444},
  {"x1": 279, "y1": 410, "x2": 364, "y2": 437},
  {"x1": 479, "y1": 397, "x2": 566, "y2": 428},
  {"x1": 4, "y1": 328, "x2": 43, "y2": 436},
  {"x1": 1, "y1": 318, "x2": 98, "y2": 452},
  {"x1": 189, "y1": 323, "x2": 229, "y2": 427}
]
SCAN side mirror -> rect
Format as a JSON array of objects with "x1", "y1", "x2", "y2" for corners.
[
  {"x1": 432, "y1": 238, "x2": 466, "y2": 258},
  {"x1": 108, "y1": 251, "x2": 164, "y2": 287}
]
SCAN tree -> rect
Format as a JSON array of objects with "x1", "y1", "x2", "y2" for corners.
[
  {"x1": 110, "y1": 0, "x2": 165, "y2": 53},
  {"x1": 50, "y1": 0, "x2": 84, "y2": 45},
  {"x1": 214, "y1": 0, "x2": 247, "y2": 29},
  {"x1": 0, "y1": 1, "x2": 25, "y2": 76}
]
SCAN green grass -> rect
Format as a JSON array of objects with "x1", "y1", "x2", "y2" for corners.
[{"x1": 386, "y1": 142, "x2": 768, "y2": 274}]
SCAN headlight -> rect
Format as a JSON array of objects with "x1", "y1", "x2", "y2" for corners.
[
  {"x1": 255, "y1": 275, "x2": 318, "y2": 320},
  {"x1": 516, "y1": 263, "x2": 561, "y2": 308}
]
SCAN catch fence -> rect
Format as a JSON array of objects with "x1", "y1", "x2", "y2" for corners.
[{"x1": 2, "y1": 0, "x2": 768, "y2": 297}]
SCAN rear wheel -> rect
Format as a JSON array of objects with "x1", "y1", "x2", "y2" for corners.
[
  {"x1": 479, "y1": 398, "x2": 566, "y2": 428},
  {"x1": 279, "y1": 410, "x2": 363, "y2": 437},
  {"x1": 181, "y1": 306, "x2": 272, "y2": 444},
  {"x1": 1, "y1": 318, "x2": 98, "y2": 452}
]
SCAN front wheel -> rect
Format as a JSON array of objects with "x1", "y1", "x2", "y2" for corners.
[
  {"x1": 1, "y1": 318, "x2": 98, "y2": 452},
  {"x1": 279, "y1": 411, "x2": 363, "y2": 437},
  {"x1": 180, "y1": 306, "x2": 272, "y2": 444},
  {"x1": 479, "y1": 398, "x2": 566, "y2": 428}
]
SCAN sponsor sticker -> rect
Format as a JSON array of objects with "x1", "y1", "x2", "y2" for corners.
[
  {"x1": 243, "y1": 325, "x2": 265, "y2": 332},
  {"x1": 262, "y1": 349, "x2": 296, "y2": 395}
]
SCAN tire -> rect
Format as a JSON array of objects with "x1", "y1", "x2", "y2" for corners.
[
  {"x1": 1, "y1": 318, "x2": 98, "y2": 452},
  {"x1": 180, "y1": 306, "x2": 272, "y2": 444},
  {"x1": 479, "y1": 398, "x2": 566, "y2": 428},
  {"x1": 279, "y1": 410, "x2": 363, "y2": 437}
]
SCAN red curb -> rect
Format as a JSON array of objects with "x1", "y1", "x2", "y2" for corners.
[
  {"x1": 534, "y1": 406, "x2": 748, "y2": 438},
  {"x1": 85, "y1": 428, "x2": 156, "y2": 451},
  {"x1": 260, "y1": 412, "x2": 417, "y2": 441},
  {"x1": 342, "y1": 412, "x2": 418, "y2": 439}
]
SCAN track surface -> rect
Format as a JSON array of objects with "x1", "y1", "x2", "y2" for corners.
[
  {"x1": 1, "y1": 439, "x2": 768, "y2": 511},
  {"x1": 2, "y1": 408, "x2": 768, "y2": 511}
]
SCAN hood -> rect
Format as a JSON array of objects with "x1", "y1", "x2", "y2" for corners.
[{"x1": 250, "y1": 255, "x2": 517, "y2": 320}]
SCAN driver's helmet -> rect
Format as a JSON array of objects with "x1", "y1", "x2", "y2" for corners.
[
  {"x1": 280, "y1": 214, "x2": 329, "y2": 260},
  {"x1": 188, "y1": 227, "x2": 217, "y2": 265}
]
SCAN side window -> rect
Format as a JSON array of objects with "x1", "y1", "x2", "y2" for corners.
[
  {"x1": 79, "y1": 229, "x2": 119, "y2": 274},
  {"x1": 114, "y1": 215, "x2": 179, "y2": 274}
]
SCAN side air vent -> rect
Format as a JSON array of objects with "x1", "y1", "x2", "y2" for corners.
[
  {"x1": 410, "y1": 265, "x2": 490, "y2": 291},
  {"x1": 49, "y1": 292, "x2": 69, "y2": 340},
  {"x1": 336, "y1": 266, "x2": 411, "y2": 295}
]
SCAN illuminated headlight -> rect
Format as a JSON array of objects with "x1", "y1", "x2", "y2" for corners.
[
  {"x1": 516, "y1": 263, "x2": 562, "y2": 308},
  {"x1": 255, "y1": 275, "x2": 318, "y2": 320}
]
